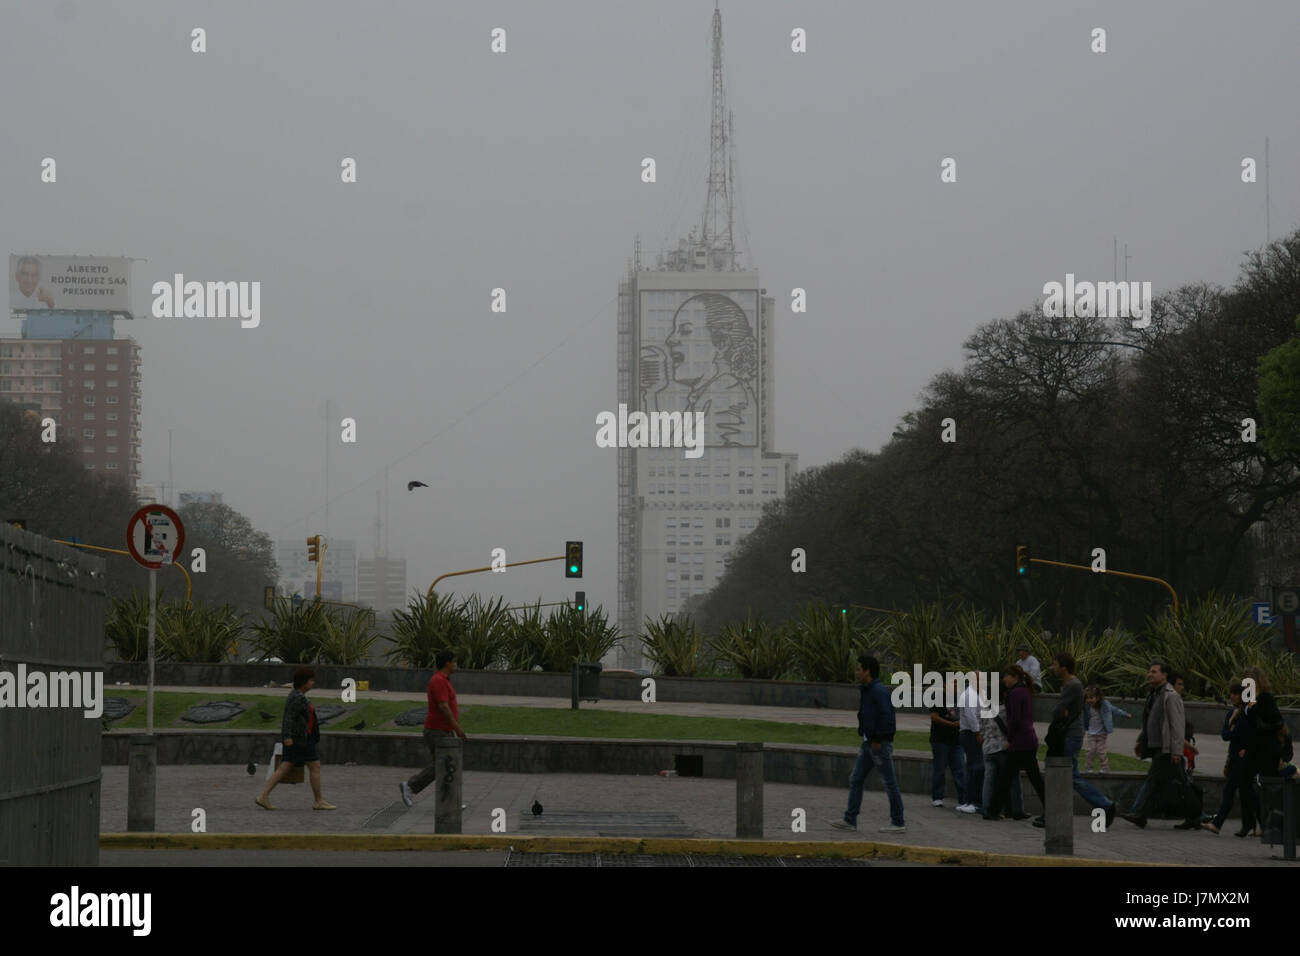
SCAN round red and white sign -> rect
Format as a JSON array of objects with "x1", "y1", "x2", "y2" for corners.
[{"x1": 126, "y1": 504, "x2": 185, "y2": 570}]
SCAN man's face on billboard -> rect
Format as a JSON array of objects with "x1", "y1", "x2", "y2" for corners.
[{"x1": 17, "y1": 261, "x2": 40, "y2": 296}]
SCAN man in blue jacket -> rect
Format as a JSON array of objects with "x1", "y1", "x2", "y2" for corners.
[{"x1": 831, "y1": 655, "x2": 906, "y2": 833}]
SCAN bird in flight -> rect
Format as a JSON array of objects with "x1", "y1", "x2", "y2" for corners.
[{"x1": 407, "y1": 481, "x2": 428, "y2": 491}]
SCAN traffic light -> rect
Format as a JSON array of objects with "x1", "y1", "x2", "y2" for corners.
[
  {"x1": 565, "y1": 540, "x2": 583, "y2": 578},
  {"x1": 307, "y1": 535, "x2": 320, "y2": 562},
  {"x1": 575, "y1": 591, "x2": 586, "y2": 615},
  {"x1": 1016, "y1": 545, "x2": 1031, "y2": 577}
]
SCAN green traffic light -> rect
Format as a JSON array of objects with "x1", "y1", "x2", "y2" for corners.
[{"x1": 570, "y1": 565, "x2": 578, "y2": 574}]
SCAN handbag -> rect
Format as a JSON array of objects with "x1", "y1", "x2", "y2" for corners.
[{"x1": 273, "y1": 744, "x2": 305, "y2": 784}]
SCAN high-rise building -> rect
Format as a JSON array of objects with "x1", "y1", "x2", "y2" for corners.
[
  {"x1": 616, "y1": 5, "x2": 797, "y2": 665},
  {"x1": 0, "y1": 333, "x2": 142, "y2": 483},
  {"x1": 276, "y1": 537, "x2": 357, "y2": 603},
  {"x1": 358, "y1": 557, "x2": 408, "y2": 615},
  {"x1": 179, "y1": 490, "x2": 224, "y2": 507}
]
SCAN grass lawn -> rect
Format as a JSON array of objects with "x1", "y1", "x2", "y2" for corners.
[{"x1": 103, "y1": 689, "x2": 1147, "y2": 769}]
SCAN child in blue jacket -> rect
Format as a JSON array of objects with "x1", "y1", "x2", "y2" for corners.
[{"x1": 1082, "y1": 685, "x2": 1131, "y2": 774}]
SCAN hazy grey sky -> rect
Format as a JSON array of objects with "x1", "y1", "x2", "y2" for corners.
[{"x1": 2, "y1": 0, "x2": 1296, "y2": 612}]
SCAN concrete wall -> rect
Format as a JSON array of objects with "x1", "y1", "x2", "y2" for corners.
[
  {"x1": 103, "y1": 661, "x2": 1299, "y2": 740},
  {"x1": 101, "y1": 730, "x2": 1242, "y2": 820},
  {"x1": 2, "y1": 525, "x2": 106, "y2": 865}
]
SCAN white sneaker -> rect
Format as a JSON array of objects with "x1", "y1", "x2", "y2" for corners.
[
  {"x1": 879, "y1": 823, "x2": 906, "y2": 833},
  {"x1": 956, "y1": 803, "x2": 977, "y2": 813},
  {"x1": 399, "y1": 781, "x2": 414, "y2": 808},
  {"x1": 931, "y1": 799, "x2": 944, "y2": 807}
]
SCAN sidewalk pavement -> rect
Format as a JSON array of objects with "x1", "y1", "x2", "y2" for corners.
[
  {"x1": 128, "y1": 684, "x2": 1228, "y2": 769},
  {"x1": 99, "y1": 764, "x2": 1284, "y2": 865}
]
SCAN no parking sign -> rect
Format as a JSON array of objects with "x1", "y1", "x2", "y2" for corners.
[{"x1": 126, "y1": 504, "x2": 185, "y2": 570}]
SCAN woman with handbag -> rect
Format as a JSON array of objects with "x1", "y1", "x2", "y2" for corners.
[{"x1": 256, "y1": 666, "x2": 336, "y2": 811}]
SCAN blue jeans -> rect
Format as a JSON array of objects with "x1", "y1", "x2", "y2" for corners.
[
  {"x1": 845, "y1": 740, "x2": 905, "y2": 827},
  {"x1": 931, "y1": 742, "x2": 968, "y2": 804},
  {"x1": 960, "y1": 730, "x2": 984, "y2": 811},
  {"x1": 983, "y1": 750, "x2": 1023, "y2": 816},
  {"x1": 1065, "y1": 735, "x2": 1113, "y2": 809}
]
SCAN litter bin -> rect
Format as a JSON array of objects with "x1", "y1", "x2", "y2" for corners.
[
  {"x1": 577, "y1": 662, "x2": 602, "y2": 701},
  {"x1": 1258, "y1": 776, "x2": 1299, "y2": 860}
]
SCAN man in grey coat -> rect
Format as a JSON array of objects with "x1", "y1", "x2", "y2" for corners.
[{"x1": 1122, "y1": 661, "x2": 1196, "y2": 829}]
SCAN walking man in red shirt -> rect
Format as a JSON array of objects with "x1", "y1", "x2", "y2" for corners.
[{"x1": 400, "y1": 650, "x2": 466, "y2": 806}]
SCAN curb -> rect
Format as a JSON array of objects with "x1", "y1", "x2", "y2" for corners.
[{"x1": 99, "y1": 832, "x2": 1166, "y2": 865}]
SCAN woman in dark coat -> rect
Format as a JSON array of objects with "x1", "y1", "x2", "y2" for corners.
[
  {"x1": 1236, "y1": 667, "x2": 1283, "y2": 838},
  {"x1": 1203, "y1": 682, "x2": 1253, "y2": 835},
  {"x1": 988, "y1": 665, "x2": 1046, "y2": 819},
  {"x1": 256, "y1": 666, "x2": 336, "y2": 811}
]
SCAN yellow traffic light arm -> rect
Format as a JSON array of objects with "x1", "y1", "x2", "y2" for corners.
[
  {"x1": 1028, "y1": 557, "x2": 1179, "y2": 618},
  {"x1": 52, "y1": 539, "x2": 192, "y2": 606},
  {"x1": 427, "y1": 554, "x2": 564, "y2": 599}
]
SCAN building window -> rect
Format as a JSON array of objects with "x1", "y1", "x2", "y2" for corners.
[
  {"x1": 666, "y1": 538, "x2": 676, "y2": 546},
  {"x1": 693, "y1": 574, "x2": 703, "y2": 581},
  {"x1": 106, "y1": 412, "x2": 118, "y2": 421},
  {"x1": 106, "y1": 445, "x2": 117, "y2": 454},
  {"x1": 106, "y1": 379, "x2": 118, "y2": 388},
  {"x1": 106, "y1": 347, "x2": 118, "y2": 355},
  {"x1": 83, "y1": 396, "x2": 94, "y2": 405},
  {"x1": 105, "y1": 462, "x2": 119, "y2": 471},
  {"x1": 83, "y1": 412, "x2": 94, "y2": 421},
  {"x1": 83, "y1": 346, "x2": 95, "y2": 354},
  {"x1": 82, "y1": 429, "x2": 95, "y2": 439},
  {"x1": 82, "y1": 379, "x2": 95, "y2": 389},
  {"x1": 106, "y1": 395, "x2": 118, "y2": 405},
  {"x1": 666, "y1": 555, "x2": 676, "y2": 563},
  {"x1": 106, "y1": 429, "x2": 117, "y2": 438}
]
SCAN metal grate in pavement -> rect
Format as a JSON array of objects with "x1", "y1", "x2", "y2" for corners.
[{"x1": 363, "y1": 802, "x2": 410, "y2": 829}]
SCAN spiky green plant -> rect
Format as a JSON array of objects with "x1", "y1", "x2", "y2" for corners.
[
  {"x1": 541, "y1": 604, "x2": 621, "y2": 671},
  {"x1": 710, "y1": 612, "x2": 793, "y2": 679},
  {"x1": 876, "y1": 600, "x2": 953, "y2": 675},
  {"x1": 641, "y1": 614, "x2": 706, "y2": 677},
  {"x1": 786, "y1": 602, "x2": 871, "y2": 682},
  {"x1": 318, "y1": 606, "x2": 380, "y2": 666},
  {"x1": 457, "y1": 594, "x2": 511, "y2": 669},
  {"x1": 1039, "y1": 625, "x2": 1133, "y2": 694},
  {"x1": 249, "y1": 596, "x2": 331, "y2": 663},
  {"x1": 500, "y1": 600, "x2": 549, "y2": 671},
  {"x1": 386, "y1": 591, "x2": 466, "y2": 668},
  {"x1": 1120, "y1": 595, "x2": 1276, "y2": 699},
  {"x1": 159, "y1": 602, "x2": 244, "y2": 663},
  {"x1": 104, "y1": 591, "x2": 154, "y2": 662}
]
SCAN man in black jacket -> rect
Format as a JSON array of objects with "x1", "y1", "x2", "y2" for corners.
[{"x1": 830, "y1": 655, "x2": 905, "y2": 833}]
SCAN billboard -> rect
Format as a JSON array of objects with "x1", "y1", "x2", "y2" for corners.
[
  {"x1": 10, "y1": 254, "x2": 133, "y2": 315},
  {"x1": 637, "y1": 289, "x2": 761, "y2": 447}
]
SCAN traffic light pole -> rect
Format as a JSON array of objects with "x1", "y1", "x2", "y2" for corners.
[
  {"x1": 427, "y1": 555, "x2": 565, "y2": 599},
  {"x1": 1028, "y1": 557, "x2": 1179, "y2": 618}
]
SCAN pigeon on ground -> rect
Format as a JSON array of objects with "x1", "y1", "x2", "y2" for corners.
[
  {"x1": 532, "y1": 800, "x2": 543, "y2": 817},
  {"x1": 351, "y1": 719, "x2": 366, "y2": 730},
  {"x1": 407, "y1": 481, "x2": 428, "y2": 491},
  {"x1": 259, "y1": 710, "x2": 274, "y2": 720}
]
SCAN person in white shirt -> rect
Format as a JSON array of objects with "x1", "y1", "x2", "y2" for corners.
[
  {"x1": 1016, "y1": 643, "x2": 1042, "y2": 690},
  {"x1": 957, "y1": 678, "x2": 985, "y2": 814},
  {"x1": 13, "y1": 256, "x2": 55, "y2": 310}
]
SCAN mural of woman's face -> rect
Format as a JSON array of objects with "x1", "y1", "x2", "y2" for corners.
[{"x1": 666, "y1": 309, "x2": 714, "y2": 384}]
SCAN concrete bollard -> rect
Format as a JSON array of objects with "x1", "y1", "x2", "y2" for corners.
[
  {"x1": 736, "y1": 741, "x2": 764, "y2": 838},
  {"x1": 127, "y1": 735, "x2": 157, "y2": 832},
  {"x1": 1044, "y1": 755, "x2": 1073, "y2": 855},
  {"x1": 434, "y1": 735, "x2": 463, "y2": 834}
]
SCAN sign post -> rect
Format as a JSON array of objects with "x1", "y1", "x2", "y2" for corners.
[
  {"x1": 126, "y1": 504, "x2": 185, "y2": 734},
  {"x1": 1271, "y1": 587, "x2": 1300, "y2": 653}
]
